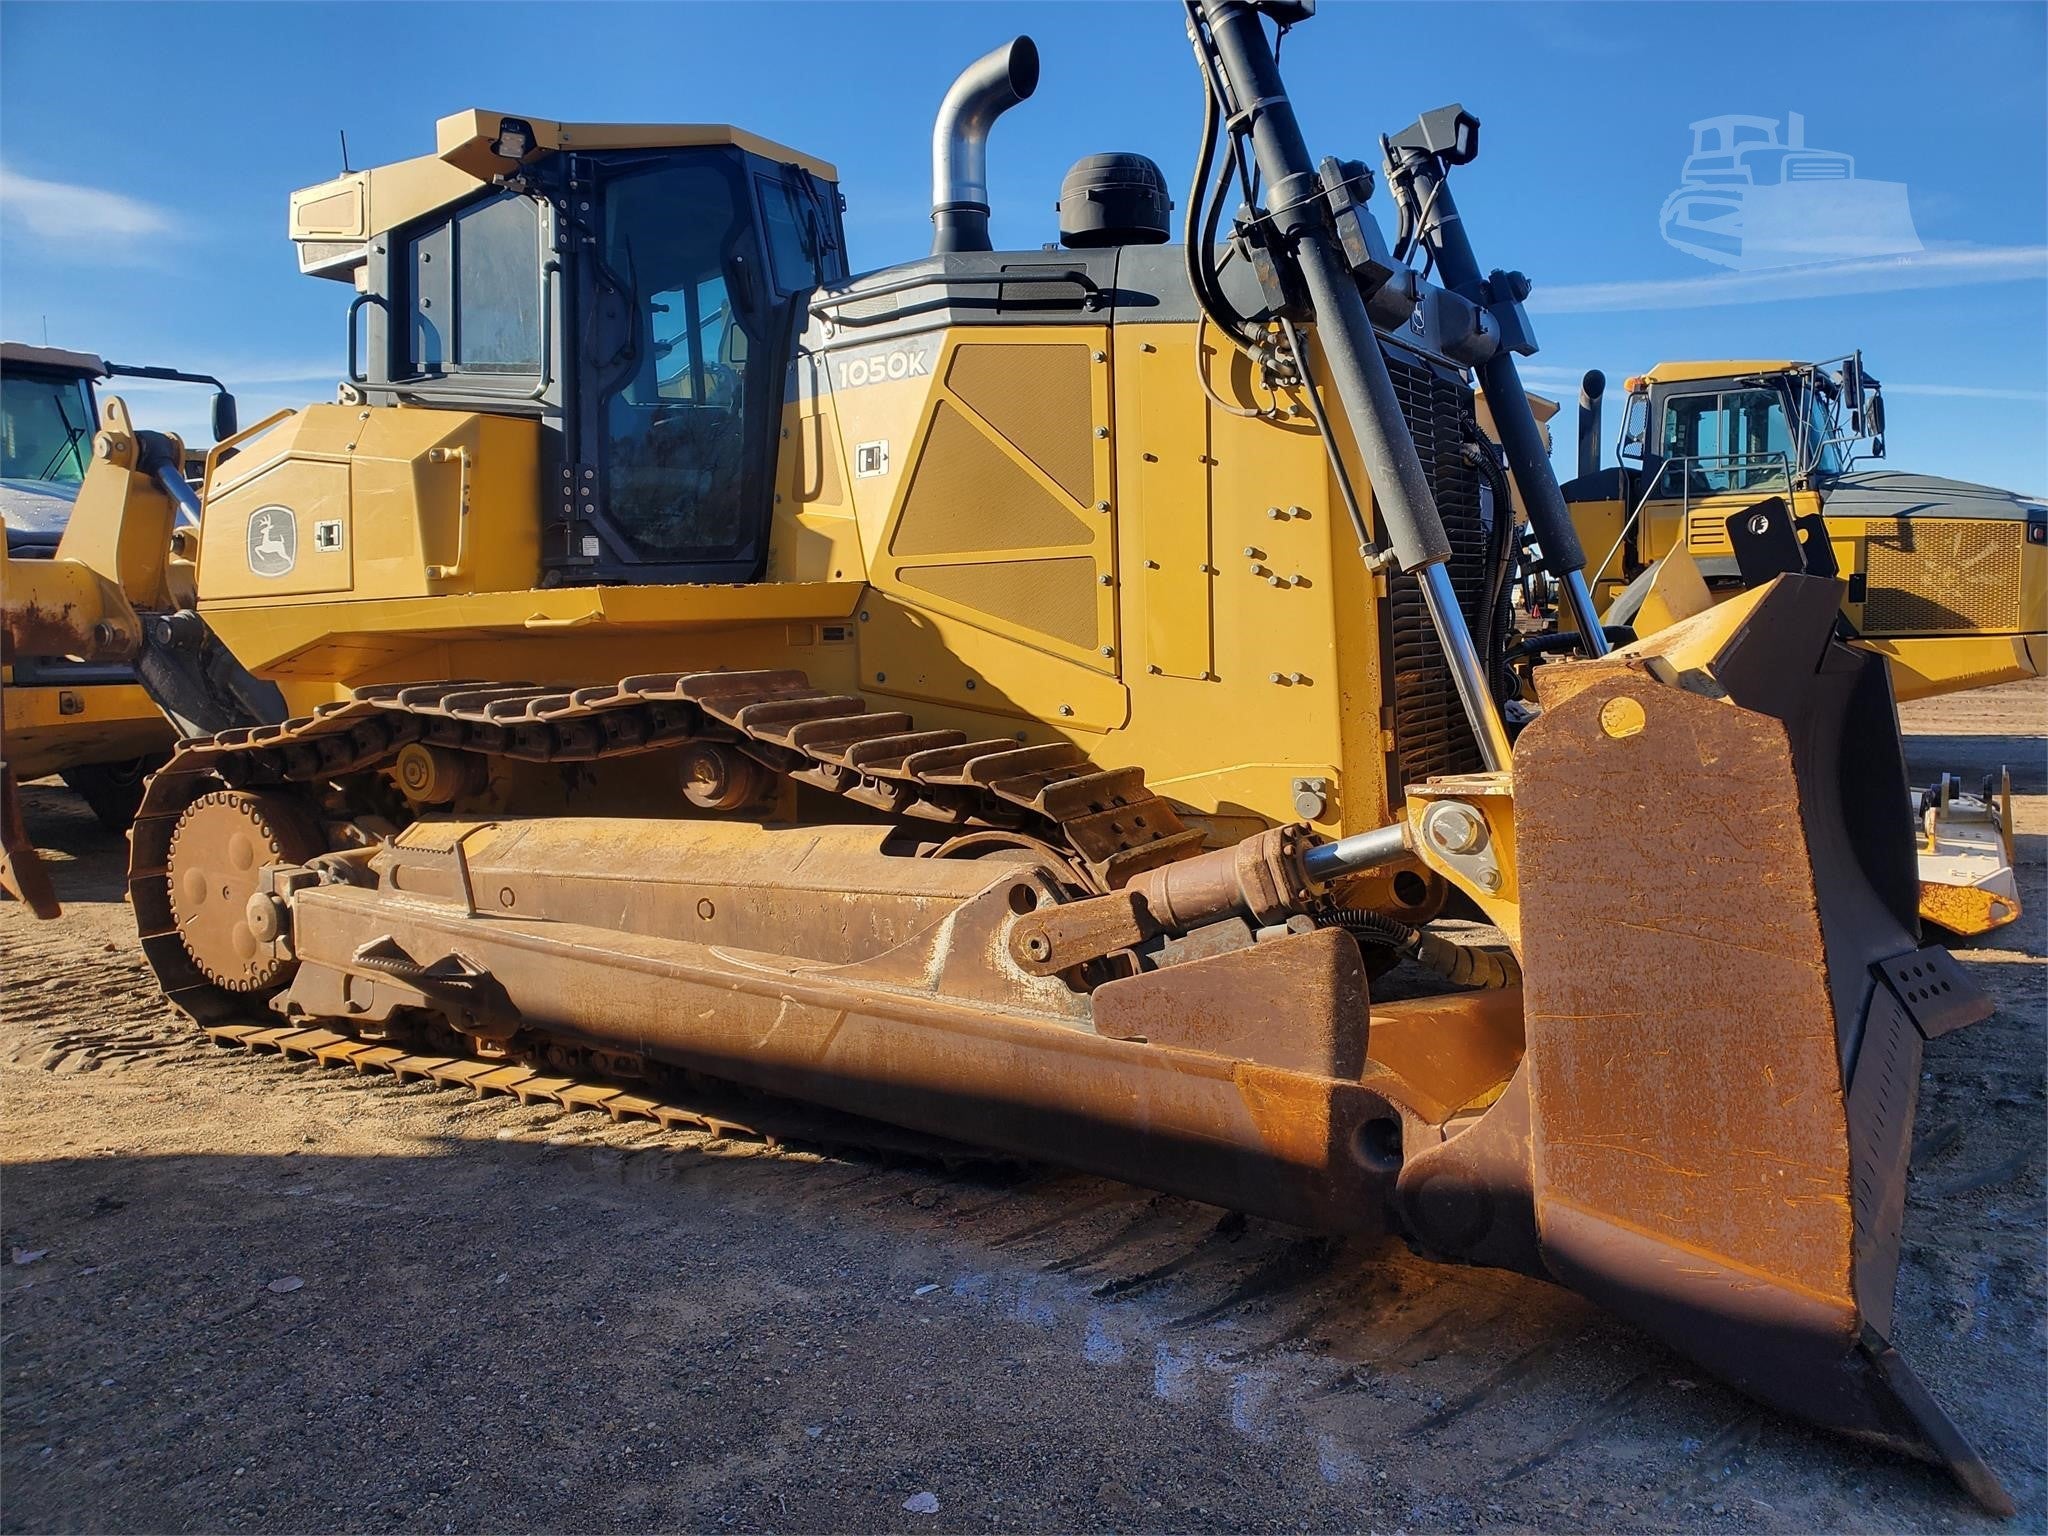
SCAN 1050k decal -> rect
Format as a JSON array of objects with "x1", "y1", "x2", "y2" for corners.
[{"x1": 829, "y1": 340, "x2": 937, "y2": 391}]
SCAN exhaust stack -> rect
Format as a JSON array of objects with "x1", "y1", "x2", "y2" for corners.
[
  {"x1": 1577, "y1": 369, "x2": 1606, "y2": 479},
  {"x1": 930, "y1": 36, "x2": 1040, "y2": 254}
]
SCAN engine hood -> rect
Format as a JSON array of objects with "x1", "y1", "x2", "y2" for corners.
[
  {"x1": 0, "y1": 477, "x2": 80, "y2": 557},
  {"x1": 1820, "y1": 469, "x2": 2045, "y2": 523}
]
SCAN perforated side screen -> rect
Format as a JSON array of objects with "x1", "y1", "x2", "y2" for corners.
[
  {"x1": 1862, "y1": 519, "x2": 2023, "y2": 634},
  {"x1": 942, "y1": 343, "x2": 1098, "y2": 507},
  {"x1": 889, "y1": 401, "x2": 1092, "y2": 558},
  {"x1": 900, "y1": 557, "x2": 1100, "y2": 649}
]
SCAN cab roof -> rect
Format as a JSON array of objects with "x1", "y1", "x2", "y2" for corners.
[
  {"x1": 0, "y1": 341, "x2": 106, "y2": 378},
  {"x1": 288, "y1": 110, "x2": 837, "y2": 282},
  {"x1": 1636, "y1": 359, "x2": 1804, "y2": 387}
]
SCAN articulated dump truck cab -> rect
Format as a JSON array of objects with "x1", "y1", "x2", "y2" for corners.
[
  {"x1": 1561, "y1": 357, "x2": 2048, "y2": 702},
  {"x1": 1, "y1": 6, "x2": 2010, "y2": 1512}
]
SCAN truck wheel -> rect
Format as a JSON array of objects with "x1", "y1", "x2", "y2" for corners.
[{"x1": 60, "y1": 755, "x2": 168, "y2": 833}]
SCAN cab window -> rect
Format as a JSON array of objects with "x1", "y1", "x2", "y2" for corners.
[
  {"x1": 1657, "y1": 388, "x2": 1792, "y2": 496},
  {"x1": 1805, "y1": 387, "x2": 1845, "y2": 477},
  {"x1": 758, "y1": 174, "x2": 823, "y2": 294},
  {"x1": 1618, "y1": 391, "x2": 1649, "y2": 468},
  {"x1": 405, "y1": 190, "x2": 543, "y2": 376},
  {"x1": 1, "y1": 372, "x2": 95, "y2": 484}
]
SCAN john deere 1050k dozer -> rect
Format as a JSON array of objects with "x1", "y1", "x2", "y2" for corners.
[{"x1": 0, "y1": 0, "x2": 2008, "y2": 1509}]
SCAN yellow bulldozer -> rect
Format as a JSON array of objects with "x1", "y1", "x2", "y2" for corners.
[{"x1": 0, "y1": 0, "x2": 2013, "y2": 1511}]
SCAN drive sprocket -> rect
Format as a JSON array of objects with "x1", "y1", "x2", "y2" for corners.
[{"x1": 166, "y1": 790, "x2": 326, "y2": 992}]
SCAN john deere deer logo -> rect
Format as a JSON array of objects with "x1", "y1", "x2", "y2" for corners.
[{"x1": 247, "y1": 506, "x2": 296, "y2": 578}]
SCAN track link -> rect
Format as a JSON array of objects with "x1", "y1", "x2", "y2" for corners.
[{"x1": 201, "y1": 1021, "x2": 1002, "y2": 1164}]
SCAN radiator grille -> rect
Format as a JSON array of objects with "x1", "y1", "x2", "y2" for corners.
[
  {"x1": 1383, "y1": 351, "x2": 1495, "y2": 788},
  {"x1": 1862, "y1": 518, "x2": 2024, "y2": 635}
]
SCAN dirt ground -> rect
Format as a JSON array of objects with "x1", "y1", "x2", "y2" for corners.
[{"x1": 2, "y1": 680, "x2": 2042, "y2": 1534}]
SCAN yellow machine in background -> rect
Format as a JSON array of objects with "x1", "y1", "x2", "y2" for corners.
[
  {"x1": 0, "y1": 5, "x2": 2015, "y2": 1512},
  {"x1": 1550, "y1": 361, "x2": 2041, "y2": 936},
  {"x1": 1558, "y1": 359, "x2": 2047, "y2": 700},
  {"x1": 2, "y1": 342, "x2": 239, "y2": 830}
]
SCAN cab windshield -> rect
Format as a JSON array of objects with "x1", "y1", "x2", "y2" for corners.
[
  {"x1": 1656, "y1": 387, "x2": 1793, "y2": 496},
  {"x1": 1, "y1": 371, "x2": 95, "y2": 484},
  {"x1": 582, "y1": 145, "x2": 838, "y2": 579}
]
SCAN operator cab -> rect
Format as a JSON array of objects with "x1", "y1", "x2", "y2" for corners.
[
  {"x1": 1614, "y1": 353, "x2": 1883, "y2": 503},
  {"x1": 295, "y1": 114, "x2": 848, "y2": 586},
  {"x1": 1, "y1": 345, "x2": 102, "y2": 556}
]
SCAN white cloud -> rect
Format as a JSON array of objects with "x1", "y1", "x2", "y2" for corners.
[
  {"x1": 1882, "y1": 383, "x2": 2048, "y2": 403},
  {"x1": 1527, "y1": 245, "x2": 2048, "y2": 315},
  {"x1": 1515, "y1": 364, "x2": 1597, "y2": 386},
  {"x1": 0, "y1": 163, "x2": 179, "y2": 246}
]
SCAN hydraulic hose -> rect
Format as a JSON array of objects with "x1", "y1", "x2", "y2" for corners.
[
  {"x1": 1180, "y1": 2, "x2": 1262, "y2": 353},
  {"x1": 1464, "y1": 427, "x2": 1517, "y2": 704},
  {"x1": 1317, "y1": 909, "x2": 1521, "y2": 990}
]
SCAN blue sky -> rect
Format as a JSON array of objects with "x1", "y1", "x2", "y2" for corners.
[{"x1": 4, "y1": 1, "x2": 2044, "y2": 491}]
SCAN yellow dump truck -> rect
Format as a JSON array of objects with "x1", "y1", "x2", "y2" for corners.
[
  {"x1": 1558, "y1": 358, "x2": 2046, "y2": 700},
  {"x1": 2, "y1": 342, "x2": 238, "y2": 827}
]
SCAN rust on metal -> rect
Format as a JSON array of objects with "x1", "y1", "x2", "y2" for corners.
[
  {"x1": 276, "y1": 878, "x2": 1404, "y2": 1234},
  {"x1": 0, "y1": 547, "x2": 142, "y2": 665},
  {"x1": 166, "y1": 791, "x2": 327, "y2": 991},
  {"x1": 111, "y1": 610, "x2": 2014, "y2": 1513},
  {"x1": 1915, "y1": 879, "x2": 2019, "y2": 938},
  {"x1": 0, "y1": 764, "x2": 60, "y2": 919},
  {"x1": 1093, "y1": 924, "x2": 1368, "y2": 1079},
  {"x1": 1500, "y1": 578, "x2": 2012, "y2": 1513}
]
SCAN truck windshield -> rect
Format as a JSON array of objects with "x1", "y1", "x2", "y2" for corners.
[
  {"x1": 1, "y1": 371, "x2": 95, "y2": 484},
  {"x1": 1657, "y1": 387, "x2": 1793, "y2": 495}
]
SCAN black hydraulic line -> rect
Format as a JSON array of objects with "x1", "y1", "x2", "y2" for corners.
[
  {"x1": 1506, "y1": 626, "x2": 1634, "y2": 662},
  {"x1": 1316, "y1": 908, "x2": 1520, "y2": 990},
  {"x1": 1464, "y1": 428, "x2": 1517, "y2": 701},
  {"x1": 1180, "y1": 4, "x2": 1262, "y2": 351},
  {"x1": 1279, "y1": 317, "x2": 1373, "y2": 556}
]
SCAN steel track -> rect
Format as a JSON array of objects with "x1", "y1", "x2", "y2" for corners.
[{"x1": 198, "y1": 1019, "x2": 1001, "y2": 1164}]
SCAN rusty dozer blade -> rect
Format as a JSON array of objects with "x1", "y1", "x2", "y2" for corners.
[
  {"x1": 1396, "y1": 574, "x2": 2010, "y2": 1513},
  {"x1": 0, "y1": 762, "x2": 60, "y2": 919}
]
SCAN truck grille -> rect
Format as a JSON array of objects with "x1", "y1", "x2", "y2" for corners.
[
  {"x1": 1383, "y1": 350, "x2": 1495, "y2": 789},
  {"x1": 1862, "y1": 518, "x2": 2025, "y2": 635}
]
